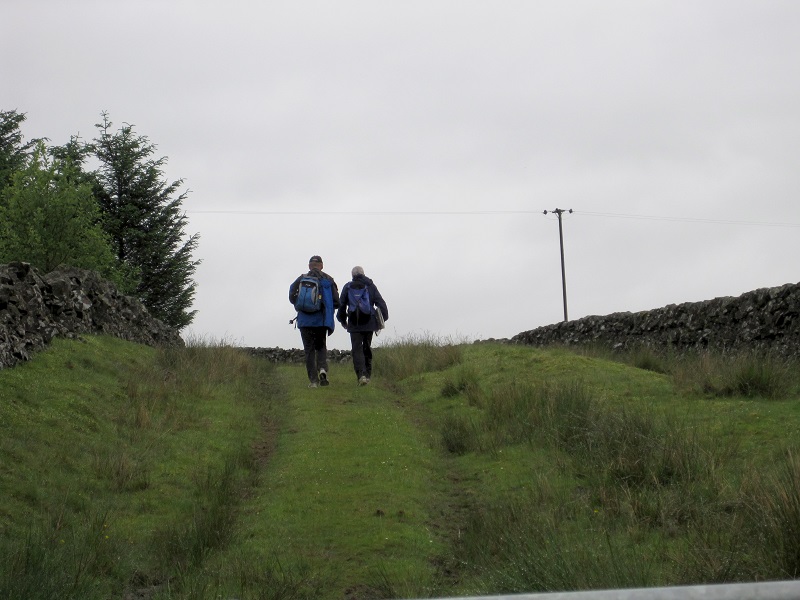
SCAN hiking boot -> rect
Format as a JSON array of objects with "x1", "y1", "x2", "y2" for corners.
[
  {"x1": 319, "y1": 369, "x2": 329, "y2": 386},
  {"x1": 358, "y1": 376, "x2": 368, "y2": 386},
  {"x1": 308, "y1": 382, "x2": 318, "y2": 389}
]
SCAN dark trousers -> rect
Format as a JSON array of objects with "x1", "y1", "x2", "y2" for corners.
[
  {"x1": 300, "y1": 327, "x2": 328, "y2": 383},
  {"x1": 350, "y1": 331, "x2": 374, "y2": 379}
]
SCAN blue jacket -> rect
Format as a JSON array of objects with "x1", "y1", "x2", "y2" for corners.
[
  {"x1": 336, "y1": 274, "x2": 389, "y2": 333},
  {"x1": 289, "y1": 270, "x2": 340, "y2": 334}
]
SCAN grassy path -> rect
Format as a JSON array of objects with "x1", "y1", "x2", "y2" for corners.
[
  {"x1": 6, "y1": 339, "x2": 797, "y2": 598},
  {"x1": 228, "y1": 363, "x2": 453, "y2": 599}
]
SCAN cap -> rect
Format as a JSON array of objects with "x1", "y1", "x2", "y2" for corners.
[{"x1": 309, "y1": 255, "x2": 323, "y2": 264}]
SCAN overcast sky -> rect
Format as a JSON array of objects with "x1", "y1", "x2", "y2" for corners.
[{"x1": 4, "y1": 1, "x2": 799, "y2": 350}]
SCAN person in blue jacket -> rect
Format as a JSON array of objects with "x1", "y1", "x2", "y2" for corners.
[
  {"x1": 337, "y1": 266, "x2": 389, "y2": 386},
  {"x1": 289, "y1": 255, "x2": 340, "y2": 388}
]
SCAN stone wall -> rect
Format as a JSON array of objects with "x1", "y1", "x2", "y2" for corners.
[
  {"x1": 243, "y1": 346, "x2": 352, "y2": 363},
  {"x1": 511, "y1": 281, "x2": 800, "y2": 357},
  {"x1": 1, "y1": 262, "x2": 183, "y2": 369},
  {"x1": 6, "y1": 259, "x2": 798, "y2": 370}
]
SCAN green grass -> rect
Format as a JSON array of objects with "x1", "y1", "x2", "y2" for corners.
[
  {"x1": 1, "y1": 335, "x2": 799, "y2": 598},
  {"x1": 0, "y1": 335, "x2": 272, "y2": 599},
  {"x1": 221, "y1": 368, "x2": 447, "y2": 598}
]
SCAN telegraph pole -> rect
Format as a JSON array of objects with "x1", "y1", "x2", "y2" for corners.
[{"x1": 543, "y1": 208, "x2": 572, "y2": 322}]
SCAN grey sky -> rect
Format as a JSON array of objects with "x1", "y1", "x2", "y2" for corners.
[{"x1": 4, "y1": 1, "x2": 799, "y2": 350}]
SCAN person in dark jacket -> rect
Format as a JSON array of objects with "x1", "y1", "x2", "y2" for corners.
[
  {"x1": 337, "y1": 266, "x2": 389, "y2": 386},
  {"x1": 289, "y1": 255, "x2": 340, "y2": 388}
]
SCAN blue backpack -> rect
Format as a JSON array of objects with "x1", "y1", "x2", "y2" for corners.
[
  {"x1": 294, "y1": 275, "x2": 322, "y2": 313},
  {"x1": 347, "y1": 285, "x2": 372, "y2": 326}
]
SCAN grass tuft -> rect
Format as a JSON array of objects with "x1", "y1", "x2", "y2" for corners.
[
  {"x1": 440, "y1": 413, "x2": 479, "y2": 455},
  {"x1": 373, "y1": 333, "x2": 464, "y2": 381},
  {"x1": 741, "y1": 448, "x2": 800, "y2": 578},
  {"x1": 0, "y1": 509, "x2": 120, "y2": 600}
]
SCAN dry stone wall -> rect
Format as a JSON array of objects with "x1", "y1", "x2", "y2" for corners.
[
  {"x1": 512, "y1": 281, "x2": 800, "y2": 357},
  {"x1": 1, "y1": 262, "x2": 183, "y2": 369},
  {"x1": 5, "y1": 259, "x2": 797, "y2": 369},
  {"x1": 243, "y1": 346, "x2": 352, "y2": 363}
]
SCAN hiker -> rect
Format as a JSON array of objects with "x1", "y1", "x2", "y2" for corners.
[
  {"x1": 289, "y1": 255, "x2": 340, "y2": 388},
  {"x1": 337, "y1": 266, "x2": 389, "y2": 386}
]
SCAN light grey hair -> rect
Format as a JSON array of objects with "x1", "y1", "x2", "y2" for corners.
[{"x1": 351, "y1": 266, "x2": 365, "y2": 277}]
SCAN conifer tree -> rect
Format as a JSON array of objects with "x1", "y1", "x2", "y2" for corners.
[
  {"x1": 0, "y1": 109, "x2": 37, "y2": 191},
  {"x1": 0, "y1": 141, "x2": 120, "y2": 280},
  {"x1": 91, "y1": 113, "x2": 200, "y2": 329}
]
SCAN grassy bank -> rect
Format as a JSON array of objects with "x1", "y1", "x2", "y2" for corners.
[
  {"x1": 1, "y1": 336, "x2": 798, "y2": 599},
  {"x1": 0, "y1": 336, "x2": 273, "y2": 599}
]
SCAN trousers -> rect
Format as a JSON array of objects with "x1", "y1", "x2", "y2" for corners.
[
  {"x1": 300, "y1": 327, "x2": 328, "y2": 382},
  {"x1": 349, "y1": 331, "x2": 374, "y2": 379}
]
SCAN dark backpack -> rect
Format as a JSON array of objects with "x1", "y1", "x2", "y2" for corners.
[
  {"x1": 294, "y1": 275, "x2": 322, "y2": 313},
  {"x1": 347, "y1": 285, "x2": 372, "y2": 326}
]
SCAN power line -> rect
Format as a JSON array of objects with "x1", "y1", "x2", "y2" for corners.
[
  {"x1": 185, "y1": 207, "x2": 800, "y2": 227},
  {"x1": 186, "y1": 209, "x2": 541, "y2": 215},
  {"x1": 577, "y1": 211, "x2": 800, "y2": 228}
]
